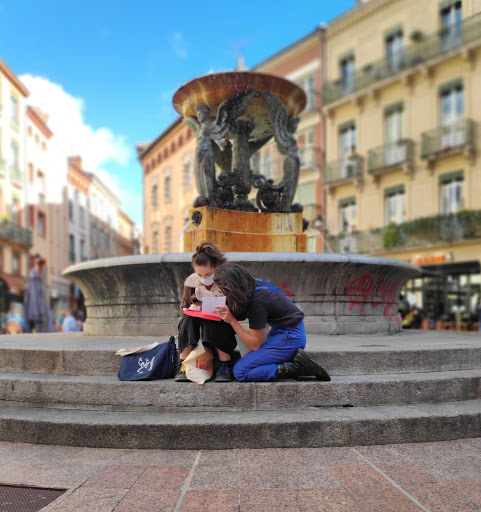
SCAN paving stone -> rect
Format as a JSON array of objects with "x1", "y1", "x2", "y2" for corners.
[
  {"x1": 82, "y1": 464, "x2": 147, "y2": 489},
  {"x1": 240, "y1": 489, "x2": 300, "y2": 511},
  {"x1": 114, "y1": 488, "x2": 181, "y2": 512},
  {"x1": 130, "y1": 466, "x2": 191, "y2": 491},
  {"x1": 190, "y1": 464, "x2": 240, "y2": 490},
  {"x1": 179, "y1": 490, "x2": 240, "y2": 512},
  {"x1": 49, "y1": 487, "x2": 127, "y2": 512},
  {"x1": 405, "y1": 482, "x2": 481, "y2": 511},
  {"x1": 297, "y1": 489, "x2": 363, "y2": 512}
]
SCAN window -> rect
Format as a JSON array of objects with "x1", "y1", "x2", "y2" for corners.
[
  {"x1": 250, "y1": 152, "x2": 260, "y2": 174},
  {"x1": 262, "y1": 151, "x2": 272, "y2": 179},
  {"x1": 79, "y1": 206, "x2": 85, "y2": 229},
  {"x1": 68, "y1": 199, "x2": 74, "y2": 221},
  {"x1": 299, "y1": 75, "x2": 316, "y2": 111},
  {"x1": 440, "y1": 81, "x2": 464, "y2": 148},
  {"x1": 183, "y1": 157, "x2": 191, "y2": 189},
  {"x1": 440, "y1": 172, "x2": 464, "y2": 214},
  {"x1": 339, "y1": 198, "x2": 357, "y2": 233},
  {"x1": 11, "y1": 197, "x2": 19, "y2": 225},
  {"x1": 12, "y1": 251, "x2": 20, "y2": 275},
  {"x1": 151, "y1": 181, "x2": 158, "y2": 207},
  {"x1": 165, "y1": 225, "x2": 172, "y2": 253},
  {"x1": 385, "y1": 29, "x2": 404, "y2": 71},
  {"x1": 37, "y1": 171, "x2": 45, "y2": 199},
  {"x1": 37, "y1": 211, "x2": 46, "y2": 237},
  {"x1": 10, "y1": 140, "x2": 19, "y2": 170},
  {"x1": 339, "y1": 123, "x2": 356, "y2": 178},
  {"x1": 164, "y1": 174, "x2": 172, "y2": 202},
  {"x1": 440, "y1": 1, "x2": 462, "y2": 51},
  {"x1": 10, "y1": 94, "x2": 19, "y2": 126},
  {"x1": 152, "y1": 226, "x2": 159, "y2": 254},
  {"x1": 340, "y1": 54, "x2": 355, "y2": 93},
  {"x1": 298, "y1": 130, "x2": 316, "y2": 168},
  {"x1": 384, "y1": 103, "x2": 405, "y2": 165},
  {"x1": 80, "y1": 239, "x2": 86, "y2": 261},
  {"x1": 385, "y1": 187, "x2": 406, "y2": 225},
  {"x1": 69, "y1": 234, "x2": 76, "y2": 263}
]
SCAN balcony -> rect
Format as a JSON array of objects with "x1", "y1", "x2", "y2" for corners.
[
  {"x1": 327, "y1": 209, "x2": 481, "y2": 254},
  {"x1": 323, "y1": 12, "x2": 481, "y2": 105},
  {"x1": 421, "y1": 119, "x2": 474, "y2": 161},
  {"x1": 324, "y1": 155, "x2": 363, "y2": 186},
  {"x1": 0, "y1": 221, "x2": 33, "y2": 247},
  {"x1": 368, "y1": 139, "x2": 414, "y2": 175}
]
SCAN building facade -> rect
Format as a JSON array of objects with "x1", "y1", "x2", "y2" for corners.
[
  {"x1": 26, "y1": 106, "x2": 70, "y2": 324},
  {"x1": 253, "y1": 29, "x2": 325, "y2": 251},
  {"x1": 0, "y1": 58, "x2": 32, "y2": 323},
  {"x1": 139, "y1": 119, "x2": 197, "y2": 254},
  {"x1": 323, "y1": 0, "x2": 481, "y2": 322}
]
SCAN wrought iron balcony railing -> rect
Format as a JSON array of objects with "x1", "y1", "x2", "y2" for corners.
[
  {"x1": 323, "y1": 12, "x2": 481, "y2": 105},
  {"x1": 421, "y1": 119, "x2": 474, "y2": 159},
  {"x1": 367, "y1": 139, "x2": 414, "y2": 174},
  {"x1": 327, "y1": 209, "x2": 481, "y2": 254},
  {"x1": 0, "y1": 221, "x2": 32, "y2": 247},
  {"x1": 324, "y1": 155, "x2": 362, "y2": 185},
  {"x1": 299, "y1": 147, "x2": 320, "y2": 170}
]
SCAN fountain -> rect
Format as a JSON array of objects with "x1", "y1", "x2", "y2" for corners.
[{"x1": 63, "y1": 72, "x2": 421, "y2": 337}]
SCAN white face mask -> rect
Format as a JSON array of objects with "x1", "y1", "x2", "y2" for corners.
[{"x1": 200, "y1": 275, "x2": 215, "y2": 286}]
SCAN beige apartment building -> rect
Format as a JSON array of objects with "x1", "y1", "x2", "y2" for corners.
[
  {"x1": 0, "y1": 58, "x2": 32, "y2": 322},
  {"x1": 323, "y1": 0, "x2": 481, "y2": 322},
  {"x1": 139, "y1": 119, "x2": 197, "y2": 254}
]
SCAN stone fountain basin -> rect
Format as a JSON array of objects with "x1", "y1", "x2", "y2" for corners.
[
  {"x1": 63, "y1": 253, "x2": 421, "y2": 337},
  {"x1": 173, "y1": 71, "x2": 307, "y2": 139}
]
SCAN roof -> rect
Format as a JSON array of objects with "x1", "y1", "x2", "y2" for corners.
[{"x1": 0, "y1": 57, "x2": 29, "y2": 97}]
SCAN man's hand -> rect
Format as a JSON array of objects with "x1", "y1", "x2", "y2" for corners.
[{"x1": 215, "y1": 306, "x2": 236, "y2": 325}]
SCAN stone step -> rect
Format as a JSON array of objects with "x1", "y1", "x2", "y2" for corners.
[
  {"x1": 0, "y1": 400, "x2": 479, "y2": 449},
  {"x1": 0, "y1": 370, "x2": 480, "y2": 412},
  {"x1": 1, "y1": 332, "x2": 480, "y2": 376}
]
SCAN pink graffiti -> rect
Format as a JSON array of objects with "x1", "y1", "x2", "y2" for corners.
[{"x1": 346, "y1": 271, "x2": 398, "y2": 320}]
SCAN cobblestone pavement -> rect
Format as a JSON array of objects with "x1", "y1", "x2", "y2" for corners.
[{"x1": 0, "y1": 438, "x2": 480, "y2": 511}]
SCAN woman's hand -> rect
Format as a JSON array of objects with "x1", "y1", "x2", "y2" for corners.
[
  {"x1": 215, "y1": 306, "x2": 236, "y2": 325},
  {"x1": 188, "y1": 303, "x2": 201, "y2": 311}
]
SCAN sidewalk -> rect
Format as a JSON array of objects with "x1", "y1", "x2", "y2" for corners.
[{"x1": 1, "y1": 438, "x2": 480, "y2": 511}]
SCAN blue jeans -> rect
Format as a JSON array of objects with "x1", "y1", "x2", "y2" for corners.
[{"x1": 233, "y1": 321, "x2": 306, "y2": 382}]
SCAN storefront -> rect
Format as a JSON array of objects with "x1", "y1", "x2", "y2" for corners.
[{"x1": 398, "y1": 248, "x2": 481, "y2": 324}]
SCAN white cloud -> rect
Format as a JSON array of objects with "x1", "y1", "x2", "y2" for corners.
[
  {"x1": 168, "y1": 32, "x2": 188, "y2": 59},
  {"x1": 20, "y1": 74, "x2": 132, "y2": 171}
]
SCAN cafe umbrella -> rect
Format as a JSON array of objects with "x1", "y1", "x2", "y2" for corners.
[{"x1": 24, "y1": 268, "x2": 54, "y2": 332}]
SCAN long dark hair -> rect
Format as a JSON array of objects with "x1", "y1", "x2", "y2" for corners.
[
  {"x1": 191, "y1": 240, "x2": 226, "y2": 268},
  {"x1": 214, "y1": 263, "x2": 256, "y2": 320}
]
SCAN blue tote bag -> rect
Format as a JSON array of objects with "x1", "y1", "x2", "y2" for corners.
[{"x1": 118, "y1": 336, "x2": 177, "y2": 381}]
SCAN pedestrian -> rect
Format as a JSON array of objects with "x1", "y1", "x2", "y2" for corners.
[
  {"x1": 213, "y1": 263, "x2": 331, "y2": 382},
  {"x1": 175, "y1": 240, "x2": 237, "y2": 382},
  {"x1": 62, "y1": 310, "x2": 83, "y2": 332}
]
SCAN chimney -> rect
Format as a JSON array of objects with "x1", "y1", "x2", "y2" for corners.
[{"x1": 236, "y1": 55, "x2": 247, "y2": 71}]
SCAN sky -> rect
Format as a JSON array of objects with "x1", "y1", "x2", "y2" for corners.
[{"x1": 0, "y1": 0, "x2": 355, "y2": 228}]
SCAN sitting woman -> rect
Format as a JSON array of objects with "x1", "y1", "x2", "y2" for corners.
[
  {"x1": 213, "y1": 263, "x2": 330, "y2": 382},
  {"x1": 176, "y1": 241, "x2": 237, "y2": 382}
]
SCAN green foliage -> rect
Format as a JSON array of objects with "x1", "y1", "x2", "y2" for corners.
[{"x1": 383, "y1": 222, "x2": 401, "y2": 249}]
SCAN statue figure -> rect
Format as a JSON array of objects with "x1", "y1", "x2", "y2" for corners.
[
  {"x1": 183, "y1": 89, "x2": 260, "y2": 208},
  {"x1": 255, "y1": 90, "x2": 302, "y2": 213}
]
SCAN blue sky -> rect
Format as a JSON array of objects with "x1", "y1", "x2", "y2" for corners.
[{"x1": 0, "y1": 0, "x2": 355, "y2": 227}]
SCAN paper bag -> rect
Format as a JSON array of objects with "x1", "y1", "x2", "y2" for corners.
[{"x1": 183, "y1": 339, "x2": 213, "y2": 385}]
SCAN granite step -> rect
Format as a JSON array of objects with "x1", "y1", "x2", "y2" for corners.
[
  {"x1": 1, "y1": 332, "x2": 480, "y2": 376},
  {"x1": 0, "y1": 400, "x2": 480, "y2": 449},
  {"x1": 0, "y1": 370, "x2": 479, "y2": 412}
]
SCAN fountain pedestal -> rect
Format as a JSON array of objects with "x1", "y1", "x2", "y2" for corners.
[{"x1": 184, "y1": 206, "x2": 307, "y2": 252}]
